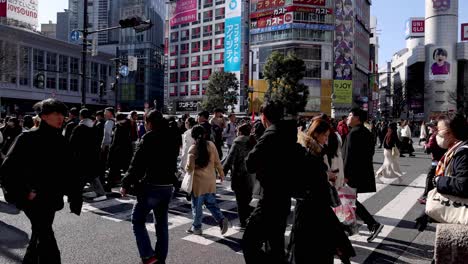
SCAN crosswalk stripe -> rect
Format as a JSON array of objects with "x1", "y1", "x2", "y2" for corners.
[
  {"x1": 345, "y1": 173, "x2": 427, "y2": 263},
  {"x1": 358, "y1": 171, "x2": 407, "y2": 203}
]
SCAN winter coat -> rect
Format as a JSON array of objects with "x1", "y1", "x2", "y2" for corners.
[
  {"x1": 186, "y1": 141, "x2": 224, "y2": 197},
  {"x1": 1, "y1": 126, "x2": 22, "y2": 155},
  {"x1": 342, "y1": 124, "x2": 376, "y2": 193},
  {"x1": 0, "y1": 121, "x2": 82, "y2": 211},
  {"x1": 223, "y1": 135, "x2": 254, "y2": 193},
  {"x1": 436, "y1": 141, "x2": 468, "y2": 198},
  {"x1": 180, "y1": 128, "x2": 195, "y2": 171},
  {"x1": 63, "y1": 117, "x2": 79, "y2": 142},
  {"x1": 94, "y1": 119, "x2": 105, "y2": 146},
  {"x1": 122, "y1": 128, "x2": 179, "y2": 191},
  {"x1": 69, "y1": 119, "x2": 100, "y2": 182},
  {"x1": 108, "y1": 119, "x2": 133, "y2": 169}
]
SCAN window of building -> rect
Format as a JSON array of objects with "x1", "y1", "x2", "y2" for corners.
[
  {"x1": 202, "y1": 69, "x2": 212, "y2": 80},
  {"x1": 203, "y1": 10, "x2": 212, "y2": 22},
  {"x1": 19, "y1": 46, "x2": 31, "y2": 86},
  {"x1": 170, "y1": 45, "x2": 178, "y2": 56},
  {"x1": 70, "y1": 78, "x2": 79, "y2": 91},
  {"x1": 180, "y1": 71, "x2": 189, "y2": 82},
  {"x1": 215, "y1": 8, "x2": 225, "y2": 20},
  {"x1": 170, "y1": 86, "x2": 177, "y2": 96},
  {"x1": 170, "y1": 72, "x2": 178, "y2": 83},
  {"x1": 59, "y1": 78, "x2": 68, "y2": 90},
  {"x1": 70, "y1": 57, "x2": 79, "y2": 74},
  {"x1": 46, "y1": 77, "x2": 56, "y2": 89},
  {"x1": 215, "y1": 37, "x2": 224, "y2": 49},
  {"x1": 215, "y1": 0, "x2": 224, "y2": 5},
  {"x1": 100, "y1": 65, "x2": 107, "y2": 95},
  {"x1": 204, "y1": 0, "x2": 213, "y2": 8},
  {"x1": 191, "y1": 84, "x2": 200, "y2": 95},
  {"x1": 202, "y1": 54, "x2": 212, "y2": 65},
  {"x1": 59, "y1": 55, "x2": 68, "y2": 73},
  {"x1": 192, "y1": 27, "x2": 201, "y2": 39},
  {"x1": 191, "y1": 41, "x2": 200, "y2": 53},
  {"x1": 191, "y1": 70, "x2": 199, "y2": 81},
  {"x1": 181, "y1": 57, "x2": 189, "y2": 68},
  {"x1": 170, "y1": 59, "x2": 178, "y2": 69},
  {"x1": 203, "y1": 39, "x2": 212, "y2": 51},
  {"x1": 304, "y1": 61, "x2": 321, "y2": 79},
  {"x1": 215, "y1": 23, "x2": 224, "y2": 34},
  {"x1": 192, "y1": 13, "x2": 201, "y2": 25},
  {"x1": 91, "y1": 80, "x2": 98, "y2": 94},
  {"x1": 203, "y1": 25, "x2": 212, "y2": 37},
  {"x1": 33, "y1": 49, "x2": 44, "y2": 71},
  {"x1": 191, "y1": 56, "x2": 200, "y2": 67},
  {"x1": 214, "y1": 53, "x2": 223, "y2": 64},
  {"x1": 181, "y1": 29, "x2": 190, "y2": 41},
  {"x1": 202, "y1": 83, "x2": 208, "y2": 94},
  {"x1": 180, "y1": 85, "x2": 188, "y2": 95},
  {"x1": 46, "y1": 52, "x2": 57, "y2": 71},
  {"x1": 181, "y1": 43, "x2": 189, "y2": 54},
  {"x1": 171, "y1": 32, "x2": 179, "y2": 42}
]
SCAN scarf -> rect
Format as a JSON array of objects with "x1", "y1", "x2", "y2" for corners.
[{"x1": 436, "y1": 140, "x2": 468, "y2": 177}]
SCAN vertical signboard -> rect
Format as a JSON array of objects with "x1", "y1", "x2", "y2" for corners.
[
  {"x1": 0, "y1": 0, "x2": 6, "y2": 18},
  {"x1": 4, "y1": 0, "x2": 38, "y2": 27},
  {"x1": 462, "y1": 23, "x2": 468, "y2": 41},
  {"x1": 224, "y1": 0, "x2": 242, "y2": 72},
  {"x1": 170, "y1": 0, "x2": 198, "y2": 27}
]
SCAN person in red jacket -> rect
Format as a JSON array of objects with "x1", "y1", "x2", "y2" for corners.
[{"x1": 337, "y1": 115, "x2": 349, "y2": 142}]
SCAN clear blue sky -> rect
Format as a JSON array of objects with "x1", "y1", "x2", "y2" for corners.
[
  {"x1": 372, "y1": 0, "x2": 468, "y2": 65},
  {"x1": 39, "y1": 0, "x2": 468, "y2": 64}
]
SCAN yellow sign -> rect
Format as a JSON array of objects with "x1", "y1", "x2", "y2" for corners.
[{"x1": 333, "y1": 80, "x2": 352, "y2": 104}]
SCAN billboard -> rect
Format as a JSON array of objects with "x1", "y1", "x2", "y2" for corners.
[
  {"x1": 432, "y1": 0, "x2": 450, "y2": 12},
  {"x1": 333, "y1": 80, "x2": 353, "y2": 104},
  {"x1": 250, "y1": 6, "x2": 332, "y2": 19},
  {"x1": 462, "y1": 23, "x2": 468, "y2": 41},
  {"x1": 405, "y1": 18, "x2": 425, "y2": 39},
  {"x1": 251, "y1": 12, "x2": 293, "y2": 29},
  {"x1": 224, "y1": 0, "x2": 242, "y2": 72},
  {"x1": 1, "y1": 0, "x2": 38, "y2": 27},
  {"x1": 429, "y1": 46, "x2": 451, "y2": 81},
  {"x1": 170, "y1": 0, "x2": 198, "y2": 27},
  {"x1": 334, "y1": 0, "x2": 353, "y2": 81},
  {"x1": 292, "y1": 0, "x2": 326, "y2": 6}
]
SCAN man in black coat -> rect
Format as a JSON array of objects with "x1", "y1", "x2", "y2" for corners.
[
  {"x1": 107, "y1": 113, "x2": 133, "y2": 189},
  {"x1": 0, "y1": 98, "x2": 82, "y2": 264},
  {"x1": 342, "y1": 108, "x2": 383, "y2": 242},
  {"x1": 242, "y1": 101, "x2": 297, "y2": 264},
  {"x1": 63, "y1": 107, "x2": 79, "y2": 142}
]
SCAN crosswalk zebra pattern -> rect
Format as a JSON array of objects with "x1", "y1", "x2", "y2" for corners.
[{"x1": 0, "y1": 172, "x2": 428, "y2": 263}]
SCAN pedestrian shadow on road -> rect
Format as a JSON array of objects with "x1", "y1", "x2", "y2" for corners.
[
  {"x1": 0, "y1": 201, "x2": 21, "y2": 215},
  {"x1": 0, "y1": 220, "x2": 29, "y2": 263}
]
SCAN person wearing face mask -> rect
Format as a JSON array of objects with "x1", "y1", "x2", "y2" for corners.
[{"x1": 415, "y1": 112, "x2": 468, "y2": 231}]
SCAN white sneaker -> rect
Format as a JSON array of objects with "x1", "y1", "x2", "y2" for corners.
[
  {"x1": 83, "y1": 192, "x2": 97, "y2": 198},
  {"x1": 92, "y1": 195, "x2": 107, "y2": 202}
]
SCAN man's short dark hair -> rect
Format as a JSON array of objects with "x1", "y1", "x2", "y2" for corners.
[
  {"x1": 95, "y1": 110, "x2": 104, "y2": 118},
  {"x1": 33, "y1": 98, "x2": 68, "y2": 117},
  {"x1": 350, "y1": 107, "x2": 367, "y2": 123},
  {"x1": 146, "y1": 110, "x2": 168, "y2": 131},
  {"x1": 69, "y1": 107, "x2": 79, "y2": 117},
  {"x1": 214, "y1": 108, "x2": 224, "y2": 114},
  {"x1": 131, "y1": 111, "x2": 138, "y2": 117},
  {"x1": 116, "y1": 113, "x2": 127, "y2": 121},
  {"x1": 260, "y1": 101, "x2": 284, "y2": 124},
  {"x1": 80, "y1": 108, "x2": 92, "y2": 119},
  {"x1": 228, "y1": 113, "x2": 235, "y2": 118},
  {"x1": 198, "y1": 111, "x2": 210, "y2": 119},
  {"x1": 105, "y1": 107, "x2": 115, "y2": 117},
  {"x1": 342, "y1": 115, "x2": 347, "y2": 120}
]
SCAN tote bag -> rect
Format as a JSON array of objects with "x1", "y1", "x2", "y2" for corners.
[
  {"x1": 180, "y1": 171, "x2": 193, "y2": 193},
  {"x1": 425, "y1": 188, "x2": 468, "y2": 225}
]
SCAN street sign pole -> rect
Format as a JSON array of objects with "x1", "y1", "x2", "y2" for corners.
[{"x1": 81, "y1": 0, "x2": 89, "y2": 107}]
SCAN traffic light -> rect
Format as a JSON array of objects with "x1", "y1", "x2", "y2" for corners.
[
  {"x1": 119, "y1": 16, "x2": 142, "y2": 28},
  {"x1": 34, "y1": 73, "x2": 45, "y2": 89}
]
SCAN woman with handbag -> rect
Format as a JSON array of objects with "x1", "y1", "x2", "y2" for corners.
[
  {"x1": 375, "y1": 123, "x2": 403, "y2": 182},
  {"x1": 416, "y1": 112, "x2": 468, "y2": 230},
  {"x1": 293, "y1": 119, "x2": 355, "y2": 263},
  {"x1": 120, "y1": 110, "x2": 180, "y2": 264},
  {"x1": 185, "y1": 125, "x2": 229, "y2": 236}
]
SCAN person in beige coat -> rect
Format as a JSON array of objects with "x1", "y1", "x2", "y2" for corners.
[{"x1": 185, "y1": 125, "x2": 229, "y2": 236}]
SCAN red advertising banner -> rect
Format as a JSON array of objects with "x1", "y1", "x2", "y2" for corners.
[
  {"x1": 256, "y1": 0, "x2": 286, "y2": 11},
  {"x1": 411, "y1": 20, "x2": 425, "y2": 34},
  {"x1": 292, "y1": 0, "x2": 326, "y2": 6},
  {"x1": 0, "y1": 0, "x2": 6, "y2": 18},
  {"x1": 251, "y1": 6, "x2": 332, "y2": 19},
  {"x1": 252, "y1": 12, "x2": 293, "y2": 29},
  {"x1": 170, "y1": 0, "x2": 198, "y2": 27}
]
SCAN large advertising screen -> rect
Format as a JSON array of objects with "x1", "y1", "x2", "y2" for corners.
[
  {"x1": 1, "y1": 0, "x2": 38, "y2": 27},
  {"x1": 429, "y1": 46, "x2": 451, "y2": 81},
  {"x1": 170, "y1": 0, "x2": 198, "y2": 27}
]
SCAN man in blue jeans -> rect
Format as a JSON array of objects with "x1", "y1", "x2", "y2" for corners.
[{"x1": 121, "y1": 110, "x2": 179, "y2": 264}]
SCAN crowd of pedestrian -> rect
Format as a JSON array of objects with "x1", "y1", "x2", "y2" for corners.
[{"x1": 1, "y1": 97, "x2": 467, "y2": 264}]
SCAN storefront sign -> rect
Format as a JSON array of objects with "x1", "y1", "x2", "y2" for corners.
[
  {"x1": 333, "y1": 80, "x2": 353, "y2": 104},
  {"x1": 176, "y1": 101, "x2": 199, "y2": 112},
  {"x1": 250, "y1": 6, "x2": 332, "y2": 19},
  {"x1": 170, "y1": 0, "x2": 198, "y2": 27}
]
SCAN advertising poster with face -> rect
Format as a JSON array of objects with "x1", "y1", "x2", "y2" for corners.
[
  {"x1": 429, "y1": 47, "x2": 451, "y2": 81},
  {"x1": 334, "y1": 0, "x2": 353, "y2": 84}
]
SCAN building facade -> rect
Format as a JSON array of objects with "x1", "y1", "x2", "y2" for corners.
[
  {"x1": 166, "y1": 0, "x2": 250, "y2": 113},
  {"x1": 0, "y1": 25, "x2": 115, "y2": 116},
  {"x1": 57, "y1": 10, "x2": 73, "y2": 42}
]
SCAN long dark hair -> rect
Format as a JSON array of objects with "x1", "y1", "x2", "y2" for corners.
[
  {"x1": 386, "y1": 123, "x2": 399, "y2": 146},
  {"x1": 191, "y1": 125, "x2": 210, "y2": 168}
]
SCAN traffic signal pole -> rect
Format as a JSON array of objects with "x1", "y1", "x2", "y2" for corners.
[{"x1": 81, "y1": 0, "x2": 89, "y2": 107}]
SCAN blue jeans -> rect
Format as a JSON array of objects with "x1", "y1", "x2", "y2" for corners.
[
  {"x1": 131, "y1": 185, "x2": 173, "y2": 261},
  {"x1": 191, "y1": 193, "x2": 224, "y2": 230}
]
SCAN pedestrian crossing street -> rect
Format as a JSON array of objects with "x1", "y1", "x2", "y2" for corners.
[{"x1": 0, "y1": 172, "x2": 428, "y2": 262}]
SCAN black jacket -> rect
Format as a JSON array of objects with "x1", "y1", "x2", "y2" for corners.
[
  {"x1": 342, "y1": 124, "x2": 376, "y2": 193},
  {"x1": 94, "y1": 119, "x2": 105, "y2": 146},
  {"x1": 0, "y1": 122, "x2": 82, "y2": 212},
  {"x1": 436, "y1": 143, "x2": 468, "y2": 198},
  {"x1": 246, "y1": 120, "x2": 300, "y2": 201},
  {"x1": 122, "y1": 128, "x2": 179, "y2": 190},
  {"x1": 223, "y1": 135, "x2": 254, "y2": 193},
  {"x1": 69, "y1": 120, "x2": 100, "y2": 182},
  {"x1": 63, "y1": 118, "x2": 79, "y2": 142},
  {"x1": 108, "y1": 119, "x2": 133, "y2": 168},
  {"x1": 1, "y1": 126, "x2": 22, "y2": 155}
]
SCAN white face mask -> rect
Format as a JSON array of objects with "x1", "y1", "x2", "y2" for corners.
[{"x1": 436, "y1": 134, "x2": 449, "y2": 149}]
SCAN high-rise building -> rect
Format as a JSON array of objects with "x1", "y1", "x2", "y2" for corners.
[
  {"x1": 57, "y1": 10, "x2": 73, "y2": 42},
  {"x1": 166, "y1": 0, "x2": 249, "y2": 114},
  {"x1": 41, "y1": 21, "x2": 57, "y2": 39}
]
